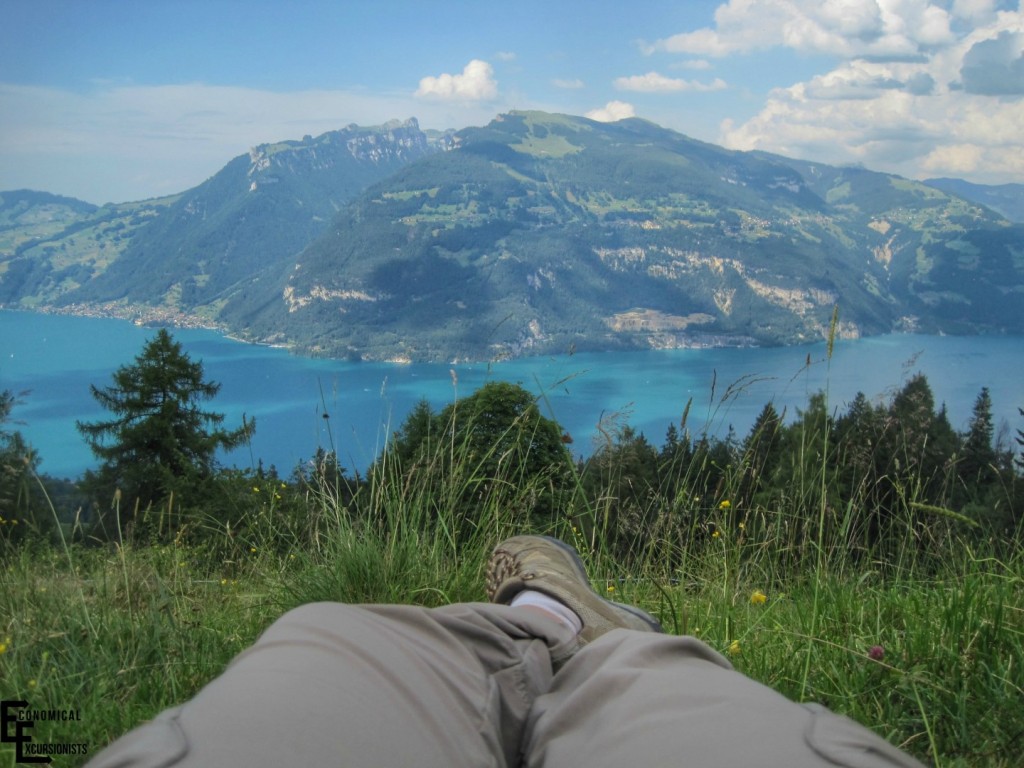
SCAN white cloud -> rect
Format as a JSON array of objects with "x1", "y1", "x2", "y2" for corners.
[
  {"x1": 720, "y1": 76, "x2": 1024, "y2": 183},
  {"x1": 960, "y1": 30, "x2": 1024, "y2": 94},
  {"x1": 552, "y1": 78, "x2": 585, "y2": 89},
  {"x1": 495, "y1": 51, "x2": 517, "y2": 62},
  {"x1": 586, "y1": 100, "x2": 636, "y2": 122},
  {"x1": 951, "y1": 0, "x2": 999, "y2": 24},
  {"x1": 647, "y1": 0, "x2": 957, "y2": 60},
  {"x1": 614, "y1": 71, "x2": 727, "y2": 92},
  {"x1": 655, "y1": 1, "x2": 1024, "y2": 183},
  {"x1": 415, "y1": 59, "x2": 498, "y2": 101}
]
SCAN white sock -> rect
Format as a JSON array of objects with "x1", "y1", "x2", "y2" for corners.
[{"x1": 511, "y1": 590, "x2": 583, "y2": 634}]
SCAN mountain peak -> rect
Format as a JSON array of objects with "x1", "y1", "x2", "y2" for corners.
[{"x1": 4, "y1": 112, "x2": 1021, "y2": 362}]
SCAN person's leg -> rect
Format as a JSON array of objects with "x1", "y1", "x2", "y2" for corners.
[
  {"x1": 484, "y1": 536, "x2": 924, "y2": 768},
  {"x1": 522, "y1": 629, "x2": 926, "y2": 768},
  {"x1": 86, "y1": 601, "x2": 576, "y2": 768}
]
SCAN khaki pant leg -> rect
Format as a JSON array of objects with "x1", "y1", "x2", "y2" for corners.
[
  {"x1": 524, "y1": 630, "x2": 926, "y2": 768},
  {"x1": 86, "y1": 601, "x2": 575, "y2": 768}
]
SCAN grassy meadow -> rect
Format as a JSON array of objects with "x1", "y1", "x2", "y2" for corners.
[
  {"x1": 2, "y1": 334, "x2": 1023, "y2": 767},
  {"x1": 2, "y1": 448, "x2": 1022, "y2": 768}
]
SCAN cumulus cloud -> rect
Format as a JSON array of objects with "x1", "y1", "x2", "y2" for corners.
[
  {"x1": 720, "y1": 76, "x2": 1024, "y2": 183},
  {"x1": 960, "y1": 31, "x2": 1024, "y2": 94},
  {"x1": 952, "y1": 0, "x2": 1001, "y2": 24},
  {"x1": 646, "y1": 0, "x2": 955, "y2": 61},
  {"x1": 586, "y1": 101, "x2": 636, "y2": 122},
  {"x1": 415, "y1": 59, "x2": 498, "y2": 101},
  {"x1": 799, "y1": 61, "x2": 935, "y2": 100},
  {"x1": 661, "y1": 0, "x2": 1024, "y2": 183},
  {"x1": 614, "y1": 71, "x2": 727, "y2": 92}
]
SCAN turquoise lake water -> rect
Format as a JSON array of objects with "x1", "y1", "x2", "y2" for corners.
[{"x1": 2, "y1": 309, "x2": 1022, "y2": 479}]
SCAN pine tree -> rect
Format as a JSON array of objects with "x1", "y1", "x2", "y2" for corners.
[
  {"x1": 738, "y1": 401, "x2": 782, "y2": 507},
  {"x1": 958, "y1": 387, "x2": 998, "y2": 497},
  {"x1": 77, "y1": 329, "x2": 252, "y2": 513},
  {"x1": 1016, "y1": 407, "x2": 1024, "y2": 472}
]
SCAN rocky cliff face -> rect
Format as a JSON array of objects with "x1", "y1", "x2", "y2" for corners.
[{"x1": 246, "y1": 119, "x2": 442, "y2": 191}]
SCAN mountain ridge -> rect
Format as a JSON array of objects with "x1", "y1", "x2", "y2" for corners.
[{"x1": 2, "y1": 111, "x2": 1021, "y2": 362}]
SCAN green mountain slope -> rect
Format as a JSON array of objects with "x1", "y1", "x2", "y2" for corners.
[
  {"x1": 67, "y1": 119, "x2": 447, "y2": 318},
  {"x1": 923, "y1": 178, "x2": 1024, "y2": 224},
  {"x1": 0, "y1": 190, "x2": 174, "y2": 307},
  {"x1": 0, "y1": 120, "x2": 447, "y2": 321},
  {"x1": 2, "y1": 112, "x2": 1020, "y2": 362},
  {"x1": 224, "y1": 112, "x2": 1022, "y2": 361}
]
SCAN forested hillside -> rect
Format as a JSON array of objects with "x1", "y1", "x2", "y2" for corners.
[
  {"x1": 3, "y1": 112, "x2": 1022, "y2": 361},
  {"x1": 230, "y1": 112, "x2": 1024, "y2": 360}
]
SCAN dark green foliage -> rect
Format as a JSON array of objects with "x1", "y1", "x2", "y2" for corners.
[
  {"x1": 573, "y1": 372, "x2": 1020, "y2": 568},
  {"x1": 1, "y1": 389, "x2": 38, "y2": 545},
  {"x1": 582, "y1": 425, "x2": 662, "y2": 557},
  {"x1": 76, "y1": 329, "x2": 251, "y2": 538},
  {"x1": 959, "y1": 387, "x2": 998, "y2": 492},
  {"x1": 1017, "y1": 407, "x2": 1024, "y2": 471},
  {"x1": 0, "y1": 390, "x2": 61, "y2": 548},
  {"x1": 737, "y1": 402, "x2": 784, "y2": 508},
  {"x1": 381, "y1": 381, "x2": 574, "y2": 535}
]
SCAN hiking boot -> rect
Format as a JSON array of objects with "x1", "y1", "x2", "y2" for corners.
[{"x1": 486, "y1": 535, "x2": 663, "y2": 644}]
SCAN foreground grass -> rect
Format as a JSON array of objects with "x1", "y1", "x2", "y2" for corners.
[{"x1": 2, "y1": 522, "x2": 1021, "y2": 767}]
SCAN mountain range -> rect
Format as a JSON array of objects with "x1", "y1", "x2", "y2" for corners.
[{"x1": 2, "y1": 111, "x2": 1022, "y2": 362}]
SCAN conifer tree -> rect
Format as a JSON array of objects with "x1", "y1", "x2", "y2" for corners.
[
  {"x1": 77, "y1": 329, "x2": 252, "y2": 513},
  {"x1": 1016, "y1": 407, "x2": 1024, "y2": 472},
  {"x1": 737, "y1": 402, "x2": 783, "y2": 508},
  {"x1": 959, "y1": 387, "x2": 997, "y2": 493}
]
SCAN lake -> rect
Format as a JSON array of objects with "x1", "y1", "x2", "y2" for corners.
[{"x1": 2, "y1": 309, "x2": 1022, "y2": 479}]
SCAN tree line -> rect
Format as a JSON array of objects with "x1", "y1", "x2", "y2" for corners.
[{"x1": 2, "y1": 329, "x2": 1022, "y2": 566}]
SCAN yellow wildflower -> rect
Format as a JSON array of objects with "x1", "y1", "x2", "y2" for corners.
[
  {"x1": 719, "y1": 500, "x2": 731, "y2": 510},
  {"x1": 728, "y1": 640, "x2": 741, "y2": 655},
  {"x1": 250, "y1": 547, "x2": 258, "y2": 553},
  {"x1": 711, "y1": 530, "x2": 721, "y2": 539},
  {"x1": 606, "y1": 584, "x2": 616, "y2": 593},
  {"x1": 738, "y1": 521, "x2": 746, "y2": 531},
  {"x1": 750, "y1": 590, "x2": 767, "y2": 605},
  {"x1": 27, "y1": 679, "x2": 37, "y2": 689}
]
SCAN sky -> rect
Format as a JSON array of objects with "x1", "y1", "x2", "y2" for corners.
[{"x1": 1, "y1": 0, "x2": 1022, "y2": 205}]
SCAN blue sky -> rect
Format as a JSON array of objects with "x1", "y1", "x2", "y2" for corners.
[{"x1": 2, "y1": 0, "x2": 1022, "y2": 204}]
